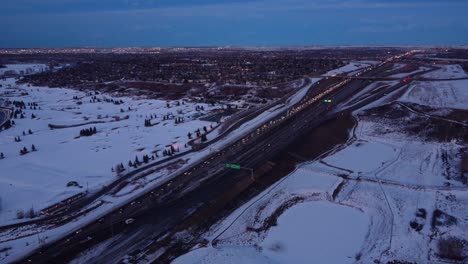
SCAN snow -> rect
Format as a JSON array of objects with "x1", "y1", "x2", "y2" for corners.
[
  {"x1": 400, "y1": 79, "x2": 468, "y2": 110},
  {"x1": 260, "y1": 202, "x2": 368, "y2": 264},
  {"x1": 392, "y1": 64, "x2": 468, "y2": 110},
  {"x1": 422, "y1": 64, "x2": 468, "y2": 79},
  {"x1": 325, "y1": 61, "x2": 376, "y2": 76},
  {"x1": 322, "y1": 141, "x2": 398, "y2": 174},
  {"x1": 390, "y1": 66, "x2": 431, "y2": 78},
  {"x1": 174, "y1": 202, "x2": 368, "y2": 264},
  {"x1": 173, "y1": 246, "x2": 277, "y2": 264}
]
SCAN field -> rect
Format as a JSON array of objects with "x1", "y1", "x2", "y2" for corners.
[{"x1": 0, "y1": 75, "x2": 221, "y2": 224}]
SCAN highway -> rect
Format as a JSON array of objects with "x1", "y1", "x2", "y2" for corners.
[{"x1": 19, "y1": 56, "x2": 411, "y2": 263}]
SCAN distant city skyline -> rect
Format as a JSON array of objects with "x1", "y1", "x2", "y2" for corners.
[{"x1": 1, "y1": 0, "x2": 468, "y2": 48}]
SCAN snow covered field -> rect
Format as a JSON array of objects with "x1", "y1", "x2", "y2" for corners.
[
  {"x1": 400, "y1": 79, "x2": 468, "y2": 110},
  {"x1": 0, "y1": 77, "x2": 219, "y2": 224},
  {"x1": 422, "y1": 64, "x2": 468, "y2": 79}
]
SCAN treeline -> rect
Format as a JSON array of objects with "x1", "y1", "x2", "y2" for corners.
[{"x1": 79, "y1": 127, "x2": 97, "y2": 137}]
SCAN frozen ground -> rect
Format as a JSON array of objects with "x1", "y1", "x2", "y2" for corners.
[{"x1": 173, "y1": 63, "x2": 468, "y2": 264}]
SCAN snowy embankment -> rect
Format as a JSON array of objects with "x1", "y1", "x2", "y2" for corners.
[
  {"x1": 325, "y1": 61, "x2": 378, "y2": 76},
  {"x1": 390, "y1": 66, "x2": 432, "y2": 78}
]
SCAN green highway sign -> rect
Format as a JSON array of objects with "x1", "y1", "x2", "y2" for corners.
[{"x1": 225, "y1": 163, "x2": 241, "y2": 170}]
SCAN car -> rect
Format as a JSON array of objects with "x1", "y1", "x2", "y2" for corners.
[
  {"x1": 75, "y1": 229, "x2": 82, "y2": 234},
  {"x1": 125, "y1": 218, "x2": 135, "y2": 224}
]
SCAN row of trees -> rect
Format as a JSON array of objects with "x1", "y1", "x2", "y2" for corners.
[
  {"x1": 11, "y1": 100, "x2": 27, "y2": 109},
  {"x1": 22, "y1": 129, "x2": 33, "y2": 136},
  {"x1": 188, "y1": 125, "x2": 212, "y2": 141},
  {"x1": 166, "y1": 101, "x2": 185, "y2": 108},
  {"x1": 13, "y1": 110, "x2": 25, "y2": 119},
  {"x1": 114, "y1": 145, "x2": 185, "y2": 175},
  {"x1": 144, "y1": 119, "x2": 153, "y2": 127},
  {"x1": 89, "y1": 96, "x2": 124, "y2": 105},
  {"x1": 79, "y1": 127, "x2": 97, "y2": 137},
  {"x1": 20, "y1": 145, "x2": 37, "y2": 155},
  {"x1": 17, "y1": 206, "x2": 37, "y2": 219},
  {"x1": 13, "y1": 112, "x2": 36, "y2": 119},
  {"x1": 174, "y1": 117, "x2": 185, "y2": 124}
]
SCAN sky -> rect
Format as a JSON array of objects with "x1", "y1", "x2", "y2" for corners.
[{"x1": 1, "y1": 0, "x2": 467, "y2": 48}]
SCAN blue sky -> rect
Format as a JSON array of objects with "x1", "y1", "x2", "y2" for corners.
[{"x1": 1, "y1": 0, "x2": 467, "y2": 48}]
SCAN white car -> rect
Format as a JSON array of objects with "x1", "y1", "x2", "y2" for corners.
[{"x1": 125, "y1": 218, "x2": 135, "y2": 224}]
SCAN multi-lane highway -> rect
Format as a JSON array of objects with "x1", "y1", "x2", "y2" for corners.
[{"x1": 19, "y1": 56, "x2": 412, "y2": 263}]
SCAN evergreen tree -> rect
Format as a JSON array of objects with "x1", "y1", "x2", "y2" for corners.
[
  {"x1": 31, "y1": 144, "x2": 36, "y2": 151},
  {"x1": 28, "y1": 129, "x2": 32, "y2": 134},
  {"x1": 201, "y1": 134, "x2": 207, "y2": 142},
  {"x1": 188, "y1": 132, "x2": 192, "y2": 139},
  {"x1": 28, "y1": 207, "x2": 36, "y2": 218},
  {"x1": 0, "y1": 152, "x2": 4, "y2": 159},
  {"x1": 129, "y1": 160, "x2": 133, "y2": 167}
]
